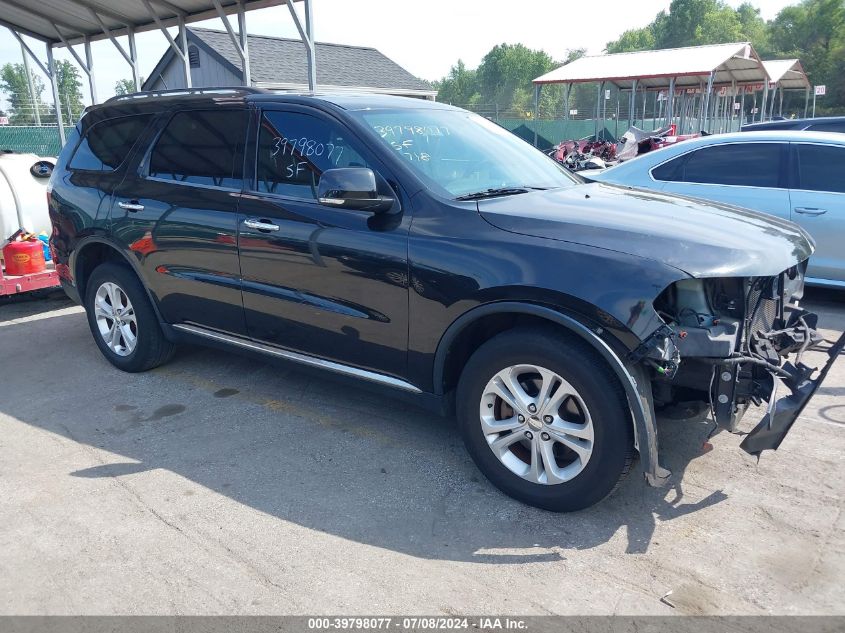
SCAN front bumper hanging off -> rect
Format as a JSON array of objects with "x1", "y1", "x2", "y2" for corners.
[{"x1": 740, "y1": 329, "x2": 845, "y2": 455}]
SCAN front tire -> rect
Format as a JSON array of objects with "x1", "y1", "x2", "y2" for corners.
[
  {"x1": 456, "y1": 328, "x2": 633, "y2": 511},
  {"x1": 84, "y1": 262, "x2": 174, "y2": 372}
]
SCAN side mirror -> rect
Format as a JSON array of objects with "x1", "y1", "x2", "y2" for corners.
[{"x1": 317, "y1": 167, "x2": 394, "y2": 213}]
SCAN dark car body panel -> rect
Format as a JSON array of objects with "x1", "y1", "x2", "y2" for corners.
[
  {"x1": 742, "y1": 116, "x2": 845, "y2": 133},
  {"x1": 477, "y1": 183, "x2": 814, "y2": 279}
]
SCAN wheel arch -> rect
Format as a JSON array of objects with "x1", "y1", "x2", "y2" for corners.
[
  {"x1": 71, "y1": 237, "x2": 166, "y2": 325},
  {"x1": 434, "y1": 301, "x2": 669, "y2": 487}
]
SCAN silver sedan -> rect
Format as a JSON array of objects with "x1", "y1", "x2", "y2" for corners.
[{"x1": 587, "y1": 130, "x2": 845, "y2": 288}]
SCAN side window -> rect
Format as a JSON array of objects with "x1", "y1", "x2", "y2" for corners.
[
  {"x1": 796, "y1": 144, "x2": 845, "y2": 194},
  {"x1": 256, "y1": 110, "x2": 369, "y2": 199},
  {"x1": 148, "y1": 110, "x2": 247, "y2": 189},
  {"x1": 69, "y1": 115, "x2": 153, "y2": 171},
  {"x1": 680, "y1": 143, "x2": 782, "y2": 188},
  {"x1": 651, "y1": 156, "x2": 685, "y2": 181},
  {"x1": 807, "y1": 121, "x2": 845, "y2": 133}
]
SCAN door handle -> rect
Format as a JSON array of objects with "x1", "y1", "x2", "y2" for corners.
[
  {"x1": 794, "y1": 207, "x2": 827, "y2": 216},
  {"x1": 243, "y1": 218, "x2": 280, "y2": 232},
  {"x1": 118, "y1": 200, "x2": 144, "y2": 212}
]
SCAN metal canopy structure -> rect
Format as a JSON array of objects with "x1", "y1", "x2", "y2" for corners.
[
  {"x1": 531, "y1": 42, "x2": 776, "y2": 142},
  {"x1": 533, "y1": 42, "x2": 768, "y2": 90},
  {"x1": 1, "y1": 0, "x2": 315, "y2": 146},
  {"x1": 762, "y1": 59, "x2": 811, "y2": 119}
]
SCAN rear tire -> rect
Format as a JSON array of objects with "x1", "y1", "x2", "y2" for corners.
[
  {"x1": 456, "y1": 327, "x2": 633, "y2": 511},
  {"x1": 84, "y1": 262, "x2": 174, "y2": 372}
]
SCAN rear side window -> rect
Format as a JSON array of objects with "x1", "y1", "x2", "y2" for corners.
[
  {"x1": 679, "y1": 143, "x2": 782, "y2": 187},
  {"x1": 807, "y1": 121, "x2": 845, "y2": 133},
  {"x1": 651, "y1": 156, "x2": 685, "y2": 181},
  {"x1": 148, "y1": 110, "x2": 247, "y2": 189},
  {"x1": 69, "y1": 115, "x2": 152, "y2": 171},
  {"x1": 795, "y1": 144, "x2": 845, "y2": 193},
  {"x1": 256, "y1": 110, "x2": 370, "y2": 199}
]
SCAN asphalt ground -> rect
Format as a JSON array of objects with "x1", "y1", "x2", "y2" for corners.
[{"x1": 0, "y1": 287, "x2": 842, "y2": 615}]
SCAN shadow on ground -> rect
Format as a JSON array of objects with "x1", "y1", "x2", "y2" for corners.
[{"x1": 2, "y1": 307, "x2": 726, "y2": 563}]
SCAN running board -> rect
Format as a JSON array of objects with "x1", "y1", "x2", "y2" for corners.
[{"x1": 172, "y1": 323, "x2": 422, "y2": 393}]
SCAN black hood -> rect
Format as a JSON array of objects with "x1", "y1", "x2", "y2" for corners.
[{"x1": 478, "y1": 183, "x2": 814, "y2": 278}]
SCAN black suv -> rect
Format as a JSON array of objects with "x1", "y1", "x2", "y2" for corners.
[{"x1": 49, "y1": 88, "x2": 842, "y2": 511}]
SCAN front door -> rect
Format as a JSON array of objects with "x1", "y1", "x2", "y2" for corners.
[
  {"x1": 111, "y1": 108, "x2": 249, "y2": 335},
  {"x1": 790, "y1": 143, "x2": 845, "y2": 284},
  {"x1": 237, "y1": 107, "x2": 411, "y2": 378}
]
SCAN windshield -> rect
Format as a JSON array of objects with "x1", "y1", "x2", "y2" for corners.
[{"x1": 352, "y1": 108, "x2": 580, "y2": 198}]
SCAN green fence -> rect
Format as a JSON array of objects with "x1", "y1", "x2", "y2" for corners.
[{"x1": 0, "y1": 126, "x2": 74, "y2": 157}]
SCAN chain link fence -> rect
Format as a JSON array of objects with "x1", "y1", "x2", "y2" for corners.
[
  {"x1": 452, "y1": 82, "x2": 812, "y2": 150},
  {"x1": 0, "y1": 126, "x2": 73, "y2": 157}
]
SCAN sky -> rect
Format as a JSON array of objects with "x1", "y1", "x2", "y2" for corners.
[{"x1": 0, "y1": 0, "x2": 797, "y2": 111}]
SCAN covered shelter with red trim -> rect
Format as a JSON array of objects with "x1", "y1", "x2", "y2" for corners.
[{"x1": 532, "y1": 42, "x2": 774, "y2": 140}]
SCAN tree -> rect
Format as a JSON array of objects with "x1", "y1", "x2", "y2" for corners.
[
  {"x1": 114, "y1": 78, "x2": 137, "y2": 96},
  {"x1": 0, "y1": 63, "x2": 47, "y2": 125},
  {"x1": 607, "y1": 0, "x2": 748, "y2": 52},
  {"x1": 769, "y1": 0, "x2": 845, "y2": 113},
  {"x1": 49, "y1": 60, "x2": 85, "y2": 123},
  {"x1": 433, "y1": 60, "x2": 479, "y2": 106},
  {"x1": 476, "y1": 43, "x2": 556, "y2": 112}
]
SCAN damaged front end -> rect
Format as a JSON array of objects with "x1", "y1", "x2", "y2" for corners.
[{"x1": 636, "y1": 263, "x2": 843, "y2": 477}]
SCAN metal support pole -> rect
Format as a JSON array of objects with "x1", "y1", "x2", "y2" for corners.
[
  {"x1": 46, "y1": 44, "x2": 66, "y2": 145},
  {"x1": 702, "y1": 72, "x2": 715, "y2": 133},
  {"x1": 286, "y1": 0, "x2": 316, "y2": 91},
  {"x1": 768, "y1": 85, "x2": 778, "y2": 120},
  {"x1": 594, "y1": 82, "x2": 603, "y2": 140},
  {"x1": 238, "y1": 2, "x2": 251, "y2": 86},
  {"x1": 84, "y1": 37, "x2": 97, "y2": 103},
  {"x1": 812, "y1": 90, "x2": 817, "y2": 118},
  {"x1": 778, "y1": 89, "x2": 784, "y2": 117},
  {"x1": 178, "y1": 19, "x2": 191, "y2": 88},
  {"x1": 20, "y1": 42, "x2": 41, "y2": 125},
  {"x1": 128, "y1": 28, "x2": 140, "y2": 90},
  {"x1": 760, "y1": 82, "x2": 769, "y2": 122},
  {"x1": 666, "y1": 77, "x2": 675, "y2": 128},
  {"x1": 214, "y1": 0, "x2": 251, "y2": 86},
  {"x1": 564, "y1": 84, "x2": 571, "y2": 120},
  {"x1": 804, "y1": 87, "x2": 810, "y2": 118},
  {"x1": 678, "y1": 91, "x2": 687, "y2": 135},
  {"x1": 629, "y1": 79, "x2": 637, "y2": 129},
  {"x1": 533, "y1": 83, "x2": 541, "y2": 147}
]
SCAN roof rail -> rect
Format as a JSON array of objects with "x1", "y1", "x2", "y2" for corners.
[{"x1": 105, "y1": 86, "x2": 269, "y2": 103}]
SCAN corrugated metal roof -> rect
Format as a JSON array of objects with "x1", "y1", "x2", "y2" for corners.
[
  {"x1": 0, "y1": 0, "x2": 285, "y2": 46},
  {"x1": 762, "y1": 59, "x2": 810, "y2": 90},
  {"x1": 534, "y1": 42, "x2": 770, "y2": 89},
  {"x1": 186, "y1": 27, "x2": 434, "y2": 94}
]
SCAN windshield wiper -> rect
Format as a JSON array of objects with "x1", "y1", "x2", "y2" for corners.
[{"x1": 455, "y1": 186, "x2": 547, "y2": 201}]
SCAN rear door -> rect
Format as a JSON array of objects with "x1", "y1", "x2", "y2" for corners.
[
  {"x1": 236, "y1": 106, "x2": 411, "y2": 377},
  {"x1": 111, "y1": 107, "x2": 249, "y2": 334},
  {"x1": 657, "y1": 142, "x2": 791, "y2": 220},
  {"x1": 789, "y1": 142, "x2": 845, "y2": 284}
]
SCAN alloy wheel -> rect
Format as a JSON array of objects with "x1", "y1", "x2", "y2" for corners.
[
  {"x1": 479, "y1": 364, "x2": 594, "y2": 485},
  {"x1": 93, "y1": 282, "x2": 138, "y2": 357}
]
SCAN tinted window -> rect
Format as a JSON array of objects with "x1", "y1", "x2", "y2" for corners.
[
  {"x1": 807, "y1": 121, "x2": 845, "y2": 133},
  {"x1": 680, "y1": 143, "x2": 781, "y2": 187},
  {"x1": 256, "y1": 111, "x2": 370, "y2": 199},
  {"x1": 69, "y1": 115, "x2": 152, "y2": 171},
  {"x1": 149, "y1": 110, "x2": 247, "y2": 188},
  {"x1": 796, "y1": 144, "x2": 845, "y2": 193},
  {"x1": 652, "y1": 156, "x2": 685, "y2": 181}
]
